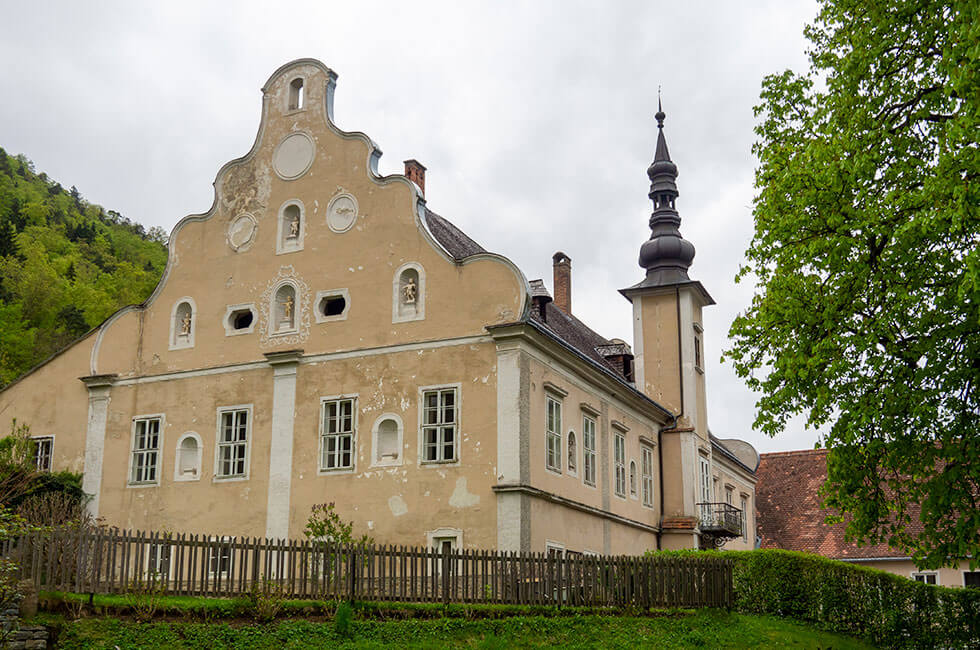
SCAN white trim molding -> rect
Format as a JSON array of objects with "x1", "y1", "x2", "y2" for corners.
[
  {"x1": 314, "y1": 288, "x2": 351, "y2": 324},
  {"x1": 223, "y1": 303, "x2": 257, "y2": 336},
  {"x1": 174, "y1": 432, "x2": 203, "y2": 482},
  {"x1": 214, "y1": 404, "x2": 254, "y2": 483}
]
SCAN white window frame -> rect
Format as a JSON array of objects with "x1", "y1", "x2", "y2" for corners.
[
  {"x1": 641, "y1": 446, "x2": 654, "y2": 508},
  {"x1": 146, "y1": 542, "x2": 173, "y2": 580},
  {"x1": 582, "y1": 414, "x2": 596, "y2": 487},
  {"x1": 545, "y1": 395, "x2": 562, "y2": 473},
  {"x1": 214, "y1": 405, "x2": 251, "y2": 481},
  {"x1": 546, "y1": 540, "x2": 565, "y2": 557},
  {"x1": 319, "y1": 395, "x2": 357, "y2": 473},
  {"x1": 699, "y1": 455, "x2": 712, "y2": 521},
  {"x1": 173, "y1": 431, "x2": 203, "y2": 482},
  {"x1": 31, "y1": 436, "x2": 53, "y2": 472},
  {"x1": 614, "y1": 432, "x2": 626, "y2": 498},
  {"x1": 313, "y1": 288, "x2": 351, "y2": 324},
  {"x1": 128, "y1": 415, "x2": 164, "y2": 487},
  {"x1": 426, "y1": 527, "x2": 463, "y2": 552},
  {"x1": 207, "y1": 536, "x2": 234, "y2": 579},
  {"x1": 223, "y1": 303, "x2": 257, "y2": 336},
  {"x1": 371, "y1": 413, "x2": 404, "y2": 467},
  {"x1": 419, "y1": 384, "x2": 460, "y2": 465},
  {"x1": 911, "y1": 571, "x2": 938, "y2": 586},
  {"x1": 740, "y1": 494, "x2": 749, "y2": 540}
]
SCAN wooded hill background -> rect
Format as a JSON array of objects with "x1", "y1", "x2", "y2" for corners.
[{"x1": 0, "y1": 148, "x2": 167, "y2": 387}]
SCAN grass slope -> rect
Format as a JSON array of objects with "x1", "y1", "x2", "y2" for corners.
[{"x1": 45, "y1": 611, "x2": 875, "y2": 649}]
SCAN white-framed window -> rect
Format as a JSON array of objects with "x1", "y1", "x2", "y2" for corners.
[
  {"x1": 546, "y1": 541, "x2": 565, "y2": 558},
  {"x1": 426, "y1": 527, "x2": 463, "y2": 557},
  {"x1": 911, "y1": 572, "x2": 938, "y2": 585},
  {"x1": 582, "y1": 415, "x2": 596, "y2": 487},
  {"x1": 215, "y1": 406, "x2": 250, "y2": 479},
  {"x1": 208, "y1": 537, "x2": 233, "y2": 579},
  {"x1": 31, "y1": 436, "x2": 53, "y2": 472},
  {"x1": 614, "y1": 433, "x2": 626, "y2": 498},
  {"x1": 129, "y1": 416, "x2": 163, "y2": 485},
  {"x1": 320, "y1": 397, "x2": 356, "y2": 471},
  {"x1": 546, "y1": 396, "x2": 562, "y2": 472},
  {"x1": 962, "y1": 571, "x2": 980, "y2": 589},
  {"x1": 567, "y1": 432, "x2": 577, "y2": 475},
  {"x1": 725, "y1": 486, "x2": 734, "y2": 505},
  {"x1": 740, "y1": 495, "x2": 749, "y2": 540},
  {"x1": 421, "y1": 386, "x2": 458, "y2": 463},
  {"x1": 699, "y1": 455, "x2": 712, "y2": 520},
  {"x1": 147, "y1": 543, "x2": 172, "y2": 579},
  {"x1": 641, "y1": 447, "x2": 654, "y2": 508},
  {"x1": 223, "y1": 303, "x2": 256, "y2": 336},
  {"x1": 174, "y1": 432, "x2": 202, "y2": 481},
  {"x1": 314, "y1": 289, "x2": 350, "y2": 323},
  {"x1": 694, "y1": 333, "x2": 703, "y2": 372}
]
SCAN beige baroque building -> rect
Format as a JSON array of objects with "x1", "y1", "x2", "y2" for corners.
[{"x1": 0, "y1": 59, "x2": 758, "y2": 555}]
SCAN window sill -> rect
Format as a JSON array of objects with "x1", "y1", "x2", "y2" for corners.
[
  {"x1": 213, "y1": 475, "x2": 249, "y2": 483},
  {"x1": 545, "y1": 466, "x2": 562, "y2": 476},
  {"x1": 420, "y1": 459, "x2": 459, "y2": 468},
  {"x1": 126, "y1": 482, "x2": 159, "y2": 489},
  {"x1": 317, "y1": 467, "x2": 355, "y2": 476}
]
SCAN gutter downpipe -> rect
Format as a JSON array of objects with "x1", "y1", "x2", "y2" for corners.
[{"x1": 656, "y1": 286, "x2": 686, "y2": 551}]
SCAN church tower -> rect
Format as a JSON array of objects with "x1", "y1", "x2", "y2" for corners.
[{"x1": 620, "y1": 104, "x2": 715, "y2": 546}]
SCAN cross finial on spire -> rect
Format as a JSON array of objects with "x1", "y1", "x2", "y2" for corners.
[{"x1": 656, "y1": 87, "x2": 665, "y2": 129}]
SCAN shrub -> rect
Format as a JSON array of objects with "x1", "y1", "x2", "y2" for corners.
[
  {"x1": 248, "y1": 580, "x2": 287, "y2": 623},
  {"x1": 646, "y1": 548, "x2": 980, "y2": 649},
  {"x1": 335, "y1": 600, "x2": 354, "y2": 639}
]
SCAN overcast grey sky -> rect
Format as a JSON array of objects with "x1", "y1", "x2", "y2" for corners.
[{"x1": 0, "y1": 1, "x2": 823, "y2": 453}]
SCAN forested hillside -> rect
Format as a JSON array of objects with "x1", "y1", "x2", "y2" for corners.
[{"x1": 0, "y1": 148, "x2": 167, "y2": 387}]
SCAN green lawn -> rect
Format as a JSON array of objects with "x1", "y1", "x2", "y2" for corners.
[{"x1": 42, "y1": 610, "x2": 877, "y2": 649}]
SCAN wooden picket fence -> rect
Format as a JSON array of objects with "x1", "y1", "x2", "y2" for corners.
[{"x1": 2, "y1": 527, "x2": 733, "y2": 609}]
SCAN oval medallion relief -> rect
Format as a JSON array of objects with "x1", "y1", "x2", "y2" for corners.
[
  {"x1": 228, "y1": 213, "x2": 258, "y2": 252},
  {"x1": 326, "y1": 193, "x2": 358, "y2": 233},
  {"x1": 273, "y1": 132, "x2": 315, "y2": 181}
]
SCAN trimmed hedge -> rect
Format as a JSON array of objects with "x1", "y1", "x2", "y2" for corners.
[{"x1": 648, "y1": 549, "x2": 980, "y2": 649}]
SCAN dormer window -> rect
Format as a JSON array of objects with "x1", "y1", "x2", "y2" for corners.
[{"x1": 288, "y1": 78, "x2": 304, "y2": 110}]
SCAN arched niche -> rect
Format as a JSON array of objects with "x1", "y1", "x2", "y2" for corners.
[
  {"x1": 288, "y1": 77, "x2": 305, "y2": 111},
  {"x1": 276, "y1": 200, "x2": 304, "y2": 254},
  {"x1": 271, "y1": 283, "x2": 298, "y2": 334},
  {"x1": 567, "y1": 431, "x2": 577, "y2": 475},
  {"x1": 174, "y1": 432, "x2": 202, "y2": 481},
  {"x1": 372, "y1": 414, "x2": 404, "y2": 467},
  {"x1": 392, "y1": 263, "x2": 425, "y2": 323},
  {"x1": 169, "y1": 297, "x2": 196, "y2": 350}
]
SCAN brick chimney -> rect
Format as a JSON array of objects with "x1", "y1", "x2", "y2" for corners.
[
  {"x1": 552, "y1": 252, "x2": 571, "y2": 313},
  {"x1": 404, "y1": 159, "x2": 426, "y2": 196}
]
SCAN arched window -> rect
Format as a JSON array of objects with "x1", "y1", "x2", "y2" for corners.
[
  {"x1": 629, "y1": 460, "x2": 638, "y2": 498},
  {"x1": 169, "y1": 298, "x2": 196, "y2": 350},
  {"x1": 393, "y1": 263, "x2": 424, "y2": 323},
  {"x1": 174, "y1": 433, "x2": 202, "y2": 481},
  {"x1": 567, "y1": 432, "x2": 577, "y2": 475},
  {"x1": 288, "y1": 77, "x2": 304, "y2": 110},
  {"x1": 277, "y1": 201, "x2": 304, "y2": 253},
  {"x1": 272, "y1": 284, "x2": 298, "y2": 334},
  {"x1": 372, "y1": 414, "x2": 404, "y2": 466}
]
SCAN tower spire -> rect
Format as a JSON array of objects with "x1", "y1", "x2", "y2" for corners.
[{"x1": 637, "y1": 102, "x2": 696, "y2": 285}]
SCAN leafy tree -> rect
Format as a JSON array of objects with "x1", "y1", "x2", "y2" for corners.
[{"x1": 726, "y1": 0, "x2": 979, "y2": 569}]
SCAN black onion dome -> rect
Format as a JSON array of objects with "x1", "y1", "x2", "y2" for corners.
[{"x1": 637, "y1": 102, "x2": 696, "y2": 285}]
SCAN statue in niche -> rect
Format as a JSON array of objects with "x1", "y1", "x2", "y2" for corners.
[
  {"x1": 281, "y1": 294, "x2": 294, "y2": 324},
  {"x1": 180, "y1": 311, "x2": 192, "y2": 336},
  {"x1": 288, "y1": 216, "x2": 300, "y2": 239},
  {"x1": 403, "y1": 277, "x2": 417, "y2": 304}
]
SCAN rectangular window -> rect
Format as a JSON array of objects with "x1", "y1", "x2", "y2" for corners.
[
  {"x1": 208, "y1": 537, "x2": 233, "y2": 578},
  {"x1": 614, "y1": 433, "x2": 626, "y2": 497},
  {"x1": 422, "y1": 388, "x2": 457, "y2": 463},
  {"x1": 963, "y1": 571, "x2": 980, "y2": 589},
  {"x1": 641, "y1": 447, "x2": 654, "y2": 508},
  {"x1": 546, "y1": 396, "x2": 562, "y2": 472},
  {"x1": 912, "y1": 572, "x2": 937, "y2": 585},
  {"x1": 130, "y1": 417, "x2": 161, "y2": 485},
  {"x1": 32, "y1": 437, "x2": 53, "y2": 472},
  {"x1": 320, "y1": 398, "x2": 355, "y2": 470},
  {"x1": 699, "y1": 456, "x2": 712, "y2": 521},
  {"x1": 582, "y1": 416, "x2": 596, "y2": 487},
  {"x1": 217, "y1": 408, "x2": 249, "y2": 478},
  {"x1": 147, "y1": 543, "x2": 171, "y2": 579},
  {"x1": 740, "y1": 496, "x2": 749, "y2": 540},
  {"x1": 694, "y1": 334, "x2": 703, "y2": 370}
]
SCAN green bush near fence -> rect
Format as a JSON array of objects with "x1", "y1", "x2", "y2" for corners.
[{"x1": 646, "y1": 548, "x2": 980, "y2": 649}]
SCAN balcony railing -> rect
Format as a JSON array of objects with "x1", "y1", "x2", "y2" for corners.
[{"x1": 696, "y1": 502, "x2": 743, "y2": 538}]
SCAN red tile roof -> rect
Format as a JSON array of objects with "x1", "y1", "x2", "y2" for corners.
[{"x1": 756, "y1": 449, "x2": 914, "y2": 560}]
